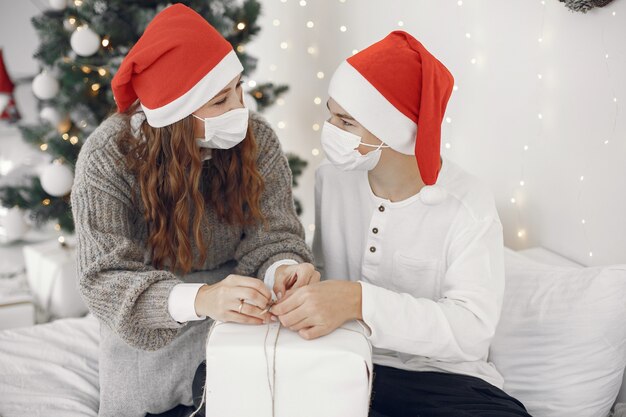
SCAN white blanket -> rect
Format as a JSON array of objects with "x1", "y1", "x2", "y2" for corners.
[{"x1": 0, "y1": 314, "x2": 100, "y2": 417}]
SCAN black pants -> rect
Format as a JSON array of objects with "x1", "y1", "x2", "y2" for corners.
[
  {"x1": 149, "y1": 362, "x2": 531, "y2": 417},
  {"x1": 369, "y1": 365, "x2": 531, "y2": 417}
]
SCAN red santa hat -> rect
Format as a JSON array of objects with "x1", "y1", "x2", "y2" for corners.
[
  {"x1": 111, "y1": 4, "x2": 243, "y2": 128},
  {"x1": 328, "y1": 31, "x2": 454, "y2": 204}
]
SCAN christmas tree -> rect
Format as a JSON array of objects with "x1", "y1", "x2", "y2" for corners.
[{"x1": 0, "y1": 0, "x2": 305, "y2": 234}]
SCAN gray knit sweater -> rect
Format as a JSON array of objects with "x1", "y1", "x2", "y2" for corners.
[{"x1": 71, "y1": 112, "x2": 312, "y2": 351}]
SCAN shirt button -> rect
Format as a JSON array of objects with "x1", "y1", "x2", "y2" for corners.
[
  {"x1": 369, "y1": 246, "x2": 376, "y2": 253},
  {"x1": 378, "y1": 205, "x2": 385, "y2": 212},
  {"x1": 372, "y1": 227, "x2": 379, "y2": 234}
]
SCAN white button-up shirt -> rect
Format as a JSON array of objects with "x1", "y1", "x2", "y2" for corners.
[{"x1": 313, "y1": 156, "x2": 505, "y2": 389}]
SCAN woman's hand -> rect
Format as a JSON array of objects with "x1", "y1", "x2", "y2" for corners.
[
  {"x1": 273, "y1": 262, "x2": 321, "y2": 300},
  {"x1": 270, "y1": 280, "x2": 363, "y2": 340},
  {"x1": 194, "y1": 275, "x2": 273, "y2": 324}
]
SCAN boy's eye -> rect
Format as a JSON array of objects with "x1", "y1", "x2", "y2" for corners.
[{"x1": 341, "y1": 119, "x2": 353, "y2": 127}]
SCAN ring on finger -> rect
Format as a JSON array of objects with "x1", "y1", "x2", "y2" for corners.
[{"x1": 238, "y1": 298, "x2": 245, "y2": 314}]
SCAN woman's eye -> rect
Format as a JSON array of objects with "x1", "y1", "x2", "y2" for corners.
[
  {"x1": 237, "y1": 80, "x2": 244, "y2": 88},
  {"x1": 214, "y1": 97, "x2": 227, "y2": 106}
]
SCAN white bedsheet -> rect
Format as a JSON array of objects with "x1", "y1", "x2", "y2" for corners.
[{"x1": 0, "y1": 314, "x2": 100, "y2": 417}]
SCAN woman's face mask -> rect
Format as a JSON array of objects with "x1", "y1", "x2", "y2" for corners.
[
  {"x1": 320, "y1": 121, "x2": 389, "y2": 171},
  {"x1": 193, "y1": 106, "x2": 249, "y2": 150}
]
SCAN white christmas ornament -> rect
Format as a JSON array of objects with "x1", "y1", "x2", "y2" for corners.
[
  {"x1": 32, "y1": 72, "x2": 60, "y2": 100},
  {"x1": 40, "y1": 106, "x2": 62, "y2": 125},
  {"x1": 70, "y1": 26, "x2": 101, "y2": 57},
  {"x1": 40, "y1": 163, "x2": 74, "y2": 197},
  {"x1": 0, "y1": 207, "x2": 29, "y2": 243},
  {"x1": 49, "y1": 0, "x2": 67, "y2": 10}
]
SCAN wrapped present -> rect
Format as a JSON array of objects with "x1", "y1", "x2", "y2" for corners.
[
  {"x1": 22, "y1": 237, "x2": 87, "y2": 321},
  {"x1": 201, "y1": 320, "x2": 373, "y2": 417}
]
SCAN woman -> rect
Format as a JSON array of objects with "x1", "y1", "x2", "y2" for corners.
[
  {"x1": 70, "y1": 5, "x2": 317, "y2": 417},
  {"x1": 270, "y1": 31, "x2": 532, "y2": 416}
]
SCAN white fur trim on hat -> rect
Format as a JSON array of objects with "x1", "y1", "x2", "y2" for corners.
[
  {"x1": 419, "y1": 185, "x2": 447, "y2": 205},
  {"x1": 328, "y1": 60, "x2": 417, "y2": 155},
  {"x1": 141, "y1": 50, "x2": 243, "y2": 128}
]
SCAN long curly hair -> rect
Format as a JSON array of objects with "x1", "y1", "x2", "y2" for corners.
[{"x1": 116, "y1": 103, "x2": 266, "y2": 274}]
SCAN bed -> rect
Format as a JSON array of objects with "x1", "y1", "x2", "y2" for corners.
[{"x1": 0, "y1": 246, "x2": 625, "y2": 417}]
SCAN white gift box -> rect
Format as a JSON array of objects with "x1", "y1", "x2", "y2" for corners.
[
  {"x1": 22, "y1": 237, "x2": 88, "y2": 320},
  {"x1": 203, "y1": 320, "x2": 373, "y2": 417}
]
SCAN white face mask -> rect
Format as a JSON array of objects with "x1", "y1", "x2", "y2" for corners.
[
  {"x1": 320, "y1": 121, "x2": 389, "y2": 171},
  {"x1": 193, "y1": 107, "x2": 249, "y2": 150}
]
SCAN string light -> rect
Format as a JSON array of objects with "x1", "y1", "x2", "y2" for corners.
[
  {"x1": 312, "y1": 123, "x2": 320, "y2": 131},
  {"x1": 313, "y1": 97, "x2": 322, "y2": 105},
  {"x1": 465, "y1": 33, "x2": 471, "y2": 39},
  {"x1": 306, "y1": 21, "x2": 314, "y2": 28},
  {"x1": 42, "y1": 199, "x2": 51, "y2": 206},
  {"x1": 280, "y1": 42, "x2": 289, "y2": 49},
  {"x1": 340, "y1": 25, "x2": 347, "y2": 32},
  {"x1": 445, "y1": 117, "x2": 452, "y2": 123},
  {"x1": 299, "y1": 0, "x2": 307, "y2": 6},
  {"x1": 247, "y1": 80, "x2": 257, "y2": 88},
  {"x1": 311, "y1": 148, "x2": 320, "y2": 156},
  {"x1": 511, "y1": 198, "x2": 517, "y2": 204},
  {"x1": 445, "y1": 142, "x2": 451, "y2": 149},
  {"x1": 398, "y1": 21, "x2": 404, "y2": 27},
  {"x1": 277, "y1": 98, "x2": 285, "y2": 106},
  {"x1": 98, "y1": 68, "x2": 107, "y2": 76},
  {"x1": 101, "y1": 38, "x2": 110, "y2": 47},
  {"x1": 273, "y1": 19, "x2": 281, "y2": 26},
  {"x1": 316, "y1": 71, "x2": 325, "y2": 79},
  {"x1": 308, "y1": 224, "x2": 316, "y2": 232},
  {"x1": 91, "y1": 83, "x2": 100, "y2": 92},
  {"x1": 236, "y1": 45, "x2": 245, "y2": 53},
  {"x1": 351, "y1": 49, "x2": 359, "y2": 55},
  {"x1": 307, "y1": 46, "x2": 316, "y2": 55},
  {"x1": 519, "y1": 180, "x2": 525, "y2": 186},
  {"x1": 62, "y1": 133, "x2": 69, "y2": 140},
  {"x1": 58, "y1": 236, "x2": 65, "y2": 244},
  {"x1": 40, "y1": 144, "x2": 48, "y2": 151},
  {"x1": 277, "y1": 121, "x2": 286, "y2": 129},
  {"x1": 54, "y1": 224, "x2": 61, "y2": 231},
  {"x1": 237, "y1": 22, "x2": 246, "y2": 30},
  {"x1": 70, "y1": 136, "x2": 79, "y2": 145}
]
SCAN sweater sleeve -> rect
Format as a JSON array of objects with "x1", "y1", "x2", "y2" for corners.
[
  {"x1": 360, "y1": 217, "x2": 505, "y2": 362},
  {"x1": 71, "y1": 144, "x2": 185, "y2": 351},
  {"x1": 233, "y1": 115, "x2": 313, "y2": 280}
]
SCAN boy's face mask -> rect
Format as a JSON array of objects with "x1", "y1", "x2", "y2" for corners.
[{"x1": 320, "y1": 121, "x2": 389, "y2": 171}]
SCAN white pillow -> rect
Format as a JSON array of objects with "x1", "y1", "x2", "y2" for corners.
[{"x1": 490, "y1": 250, "x2": 626, "y2": 417}]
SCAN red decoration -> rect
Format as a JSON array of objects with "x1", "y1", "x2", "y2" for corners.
[{"x1": 0, "y1": 48, "x2": 20, "y2": 122}]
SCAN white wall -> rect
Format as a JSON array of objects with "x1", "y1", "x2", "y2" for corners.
[
  {"x1": 2, "y1": 0, "x2": 625, "y2": 266},
  {"x1": 246, "y1": 0, "x2": 626, "y2": 266}
]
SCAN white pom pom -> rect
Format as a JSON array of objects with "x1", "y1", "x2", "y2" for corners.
[
  {"x1": 32, "y1": 72, "x2": 60, "y2": 100},
  {"x1": 70, "y1": 26, "x2": 101, "y2": 57},
  {"x1": 419, "y1": 185, "x2": 447, "y2": 205},
  {"x1": 49, "y1": 0, "x2": 67, "y2": 10},
  {"x1": 40, "y1": 162, "x2": 74, "y2": 197},
  {"x1": 40, "y1": 106, "x2": 62, "y2": 125}
]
